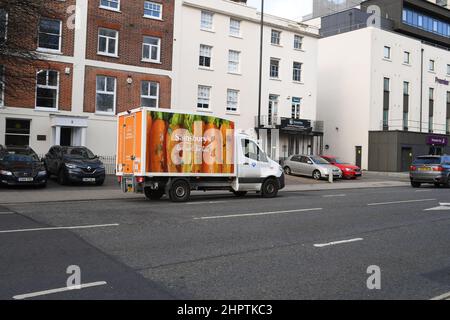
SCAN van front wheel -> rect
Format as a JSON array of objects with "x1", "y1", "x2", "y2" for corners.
[
  {"x1": 169, "y1": 180, "x2": 191, "y2": 202},
  {"x1": 261, "y1": 178, "x2": 279, "y2": 198}
]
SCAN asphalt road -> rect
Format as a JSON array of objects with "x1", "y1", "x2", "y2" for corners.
[{"x1": 1, "y1": 185, "x2": 450, "y2": 300}]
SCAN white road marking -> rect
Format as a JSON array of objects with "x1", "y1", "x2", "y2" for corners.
[
  {"x1": 194, "y1": 208, "x2": 323, "y2": 220},
  {"x1": 322, "y1": 194, "x2": 346, "y2": 198},
  {"x1": 415, "y1": 190, "x2": 432, "y2": 192},
  {"x1": 430, "y1": 291, "x2": 450, "y2": 300},
  {"x1": 13, "y1": 281, "x2": 107, "y2": 300},
  {"x1": 186, "y1": 201, "x2": 228, "y2": 205},
  {"x1": 367, "y1": 199, "x2": 436, "y2": 206},
  {"x1": 425, "y1": 203, "x2": 450, "y2": 211},
  {"x1": 0, "y1": 212, "x2": 15, "y2": 215},
  {"x1": 314, "y1": 238, "x2": 363, "y2": 248},
  {"x1": 0, "y1": 223, "x2": 119, "y2": 234}
]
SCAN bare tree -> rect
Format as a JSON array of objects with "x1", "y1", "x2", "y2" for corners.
[{"x1": 0, "y1": 0, "x2": 58, "y2": 97}]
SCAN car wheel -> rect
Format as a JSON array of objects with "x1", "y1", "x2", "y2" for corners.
[
  {"x1": 58, "y1": 169, "x2": 68, "y2": 185},
  {"x1": 233, "y1": 191, "x2": 248, "y2": 197},
  {"x1": 434, "y1": 182, "x2": 441, "y2": 188},
  {"x1": 284, "y1": 166, "x2": 292, "y2": 175},
  {"x1": 411, "y1": 181, "x2": 421, "y2": 188},
  {"x1": 261, "y1": 178, "x2": 279, "y2": 198},
  {"x1": 169, "y1": 180, "x2": 191, "y2": 202},
  {"x1": 312, "y1": 170, "x2": 322, "y2": 180},
  {"x1": 144, "y1": 187, "x2": 165, "y2": 200},
  {"x1": 445, "y1": 176, "x2": 450, "y2": 188}
]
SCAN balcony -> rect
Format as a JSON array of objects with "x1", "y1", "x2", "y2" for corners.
[
  {"x1": 380, "y1": 119, "x2": 448, "y2": 134},
  {"x1": 255, "y1": 115, "x2": 281, "y2": 129}
]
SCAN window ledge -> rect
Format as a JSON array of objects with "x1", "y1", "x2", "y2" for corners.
[
  {"x1": 95, "y1": 112, "x2": 116, "y2": 117},
  {"x1": 197, "y1": 109, "x2": 213, "y2": 113},
  {"x1": 271, "y1": 43, "x2": 283, "y2": 47},
  {"x1": 293, "y1": 81, "x2": 304, "y2": 85},
  {"x1": 143, "y1": 16, "x2": 163, "y2": 21},
  {"x1": 97, "y1": 52, "x2": 119, "y2": 58},
  {"x1": 229, "y1": 34, "x2": 243, "y2": 39},
  {"x1": 200, "y1": 28, "x2": 215, "y2": 33},
  {"x1": 294, "y1": 48, "x2": 305, "y2": 52},
  {"x1": 402, "y1": 63, "x2": 411, "y2": 67},
  {"x1": 226, "y1": 111, "x2": 240, "y2": 116},
  {"x1": 35, "y1": 108, "x2": 60, "y2": 113},
  {"x1": 37, "y1": 48, "x2": 62, "y2": 55},
  {"x1": 142, "y1": 59, "x2": 162, "y2": 64},
  {"x1": 382, "y1": 58, "x2": 392, "y2": 62},
  {"x1": 228, "y1": 72, "x2": 242, "y2": 76},
  {"x1": 269, "y1": 77, "x2": 281, "y2": 81},
  {"x1": 199, "y1": 66, "x2": 214, "y2": 71},
  {"x1": 428, "y1": 70, "x2": 436, "y2": 74},
  {"x1": 99, "y1": 6, "x2": 121, "y2": 13}
]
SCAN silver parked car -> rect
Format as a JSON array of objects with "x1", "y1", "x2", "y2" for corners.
[
  {"x1": 409, "y1": 155, "x2": 450, "y2": 188},
  {"x1": 283, "y1": 155, "x2": 342, "y2": 180}
]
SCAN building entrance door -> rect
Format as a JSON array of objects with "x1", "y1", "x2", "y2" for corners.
[
  {"x1": 60, "y1": 127, "x2": 72, "y2": 146},
  {"x1": 401, "y1": 147, "x2": 413, "y2": 172},
  {"x1": 355, "y1": 146, "x2": 362, "y2": 168}
]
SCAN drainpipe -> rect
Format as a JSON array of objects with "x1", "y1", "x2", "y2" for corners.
[
  {"x1": 420, "y1": 47, "x2": 424, "y2": 132},
  {"x1": 257, "y1": 0, "x2": 264, "y2": 140}
]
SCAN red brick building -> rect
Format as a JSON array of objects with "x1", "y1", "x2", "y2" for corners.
[{"x1": 0, "y1": 0, "x2": 174, "y2": 157}]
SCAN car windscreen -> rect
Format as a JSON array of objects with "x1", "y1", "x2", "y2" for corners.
[
  {"x1": 63, "y1": 148, "x2": 96, "y2": 159},
  {"x1": 1, "y1": 152, "x2": 39, "y2": 162},
  {"x1": 413, "y1": 157, "x2": 441, "y2": 165},
  {"x1": 310, "y1": 156, "x2": 330, "y2": 165}
]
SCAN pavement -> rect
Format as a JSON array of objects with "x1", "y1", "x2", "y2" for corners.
[
  {"x1": 0, "y1": 172, "x2": 410, "y2": 204},
  {"x1": 1, "y1": 172, "x2": 450, "y2": 300}
]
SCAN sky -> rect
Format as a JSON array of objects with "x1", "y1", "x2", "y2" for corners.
[{"x1": 246, "y1": 0, "x2": 313, "y2": 21}]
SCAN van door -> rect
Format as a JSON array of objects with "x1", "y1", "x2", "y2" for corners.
[
  {"x1": 238, "y1": 138, "x2": 270, "y2": 190},
  {"x1": 120, "y1": 114, "x2": 137, "y2": 174}
]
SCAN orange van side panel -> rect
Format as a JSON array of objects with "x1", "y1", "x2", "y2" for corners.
[{"x1": 117, "y1": 110, "x2": 143, "y2": 175}]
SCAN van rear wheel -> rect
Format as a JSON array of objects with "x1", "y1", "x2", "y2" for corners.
[
  {"x1": 144, "y1": 187, "x2": 165, "y2": 200},
  {"x1": 261, "y1": 178, "x2": 279, "y2": 198},
  {"x1": 169, "y1": 180, "x2": 191, "y2": 202}
]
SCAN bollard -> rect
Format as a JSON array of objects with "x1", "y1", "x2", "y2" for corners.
[{"x1": 328, "y1": 170, "x2": 334, "y2": 183}]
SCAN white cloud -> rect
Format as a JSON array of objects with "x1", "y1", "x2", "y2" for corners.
[{"x1": 246, "y1": 0, "x2": 312, "y2": 21}]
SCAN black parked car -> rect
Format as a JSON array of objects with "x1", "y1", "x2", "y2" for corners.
[
  {"x1": 44, "y1": 146, "x2": 106, "y2": 185},
  {"x1": 0, "y1": 146, "x2": 47, "y2": 187}
]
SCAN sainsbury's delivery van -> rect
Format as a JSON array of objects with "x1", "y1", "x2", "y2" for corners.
[{"x1": 116, "y1": 108, "x2": 285, "y2": 202}]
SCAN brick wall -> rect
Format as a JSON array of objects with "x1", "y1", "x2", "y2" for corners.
[
  {"x1": 86, "y1": 0, "x2": 174, "y2": 70},
  {"x1": 4, "y1": 61, "x2": 73, "y2": 111},
  {"x1": 83, "y1": 66, "x2": 172, "y2": 114}
]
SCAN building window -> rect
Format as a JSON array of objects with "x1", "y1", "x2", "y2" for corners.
[
  {"x1": 38, "y1": 19, "x2": 62, "y2": 52},
  {"x1": 5, "y1": 119, "x2": 30, "y2": 147},
  {"x1": 0, "y1": 9, "x2": 8, "y2": 42},
  {"x1": 402, "y1": 8, "x2": 450, "y2": 39},
  {"x1": 0, "y1": 65, "x2": 4, "y2": 107},
  {"x1": 403, "y1": 81, "x2": 409, "y2": 131},
  {"x1": 36, "y1": 70, "x2": 59, "y2": 110},
  {"x1": 293, "y1": 62, "x2": 302, "y2": 82},
  {"x1": 383, "y1": 46, "x2": 391, "y2": 59},
  {"x1": 200, "y1": 11, "x2": 213, "y2": 31},
  {"x1": 383, "y1": 77, "x2": 390, "y2": 130},
  {"x1": 228, "y1": 50, "x2": 240, "y2": 73},
  {"x1": 268, "y1": 94, "x2": 279, "y2": 126},
  {"x1": 270, "y1": 58, "x2": 279, "y2": 79},
  {"x1": 142, "y1": 36, "x2": 161, "y2": 62},
  {"x1": 429, "y1": 59, "x2": 435, "y2": 72},
  {"x1": 404, "y1": 51, "x2": 410, "y2": 64},
  {"x1": 226, "y1": 89, "x2": 239, "y2": 113},
  {"x1": 199, "y1": 44, "x2": 212, "y2": 68},
  {"x1": 447, "y1": 64, "x2": 450, "y2": 75},
  {"x1": 197, "y1": 85, "x2": 211, "y2": 110},
  {"x1": 271, "y1": 30, "x2": 281, "y2": 45},
  {"x1": 98, "y1": 28, "x2": 118, "y2": 56},
  {"x1": 294, "y1": 35, "x2": 303, "y2": 50},
  {"x1": 96, "y1": 75, "x2": 116, "y2": 114},
  {"x1": 100, "y1": 0, "x2": 120, "y2": 11},
  {"x1": 429, "y1": 88, "x2": 434, "y2": 133},
  {"x1": 144, "y1": 1, "x2": 162, "y2": 19},
  {"x1": 292, "y1": 97, "x2": 301, "y2": 119},
  {"x1": 229, "y1": 18, "x2": 241, "y2": 37},
  {"x1": 141, "y1": 81, "x2": 159, "y2": 108}
]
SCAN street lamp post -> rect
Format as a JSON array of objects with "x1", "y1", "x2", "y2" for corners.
[{"x1": 257, "y1": 0, "x2": 264, "y2": 140}]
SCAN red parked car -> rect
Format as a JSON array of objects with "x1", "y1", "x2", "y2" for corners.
[{"x1": 321, "y1": 156, "x2": 362, "y2": 179}]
